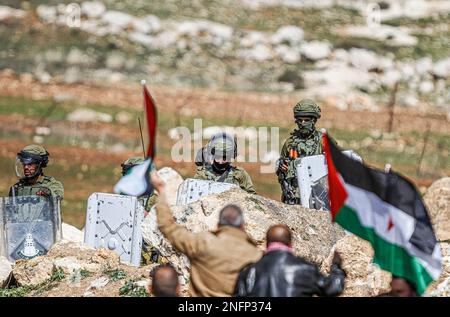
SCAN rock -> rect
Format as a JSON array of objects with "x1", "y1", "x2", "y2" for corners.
[
  {"x1": 62, "y1": 222, "x2": 84, "y2": 243},
  {"x1": 274, "y1": 45, "x2": 301, "y2": 64},
  {"x1": 81, "y1": 1, "x2": 106, "y2": 19},
  {"x1": 142, "y1": 187, "x2": 346, "y2": 284},
  {"x1": 101, "y1": 11, "x2": 134, "y2": 29},
  {"x1": 67, "y1": 108, "x2": 113, "y2": 123},
  {"x1": 66, "y1": 48, "x2": 95, "y2": 66},
  {"x1": 0, "y1": 256, "x2": 13, "y2": 287},
  {"x1": 157, "y1": 167, "x2": 184, "y2": 205},
  {"x1": 237, "y1": 44, "x2": 273, "y2": 61},
  {"x1": 240, "y1": 31, "x2": 268, "y2": 48},
  {"x1": 426, "y1": 242, "x2": 450, "y2": 296},
  {"x1": 300, "y1": 41, "x2": 331, "y2": 61},
  {"x1": 115, "y1": 111, "x2": 133, "y2": 124},
  {"x1": 379, "y1": 69, "x2": 402, "y2": 87},
  {"x1": 349, "y1": 48, "x2": 383, "y2": 71},
  {"x1": 423, "y1": 178, "x2": 450, "y2": 242},
  {"x1": 271, "y1": 25, "x2": 304, "y2": 46},
  {"x1": 105, "y1": 53, "x2": 126, "y2": 70},
  {"x1": 54, "y1": 256, "x2": 82, "y2": 274},
  {"x1": 321, "y1": 235, "x2": 391, "y2": 297},
  {"x1": 340, "y1": 25, "x2": 417, "y2": 46},
  {"x1": 88, "y1": 277, "x2": 109, "y2": 290},
  {"x1": 63, "y1": 67, "x2": 82, "y2": 84},
  {"x1": 12, "y1": 257, "x2": 54, "y2": 286},
  {"x1": 432, "y1": 57, "x2": 450, "y2": 79},
  {"x1": 419, "y1": 81, "x2": 434, "y2": 94},
  {"x1": 0, "y1": 6, "x2": 25, "y2": 21},
  {"x1": 416, "y1": 57, "x2": 433, "y2": 75}
]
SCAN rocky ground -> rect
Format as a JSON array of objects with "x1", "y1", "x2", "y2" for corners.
[{"x1": 0, "y1": 173, "x2": 448, "y2": 297}]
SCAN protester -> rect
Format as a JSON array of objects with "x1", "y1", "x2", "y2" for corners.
[
  {"x1": 377, "y1": 276, "x2": 418, "y2": 297},
  {"x1": 151, "y1": 172, "x2": 262, "y2": 297},
  {"x1": 149, "y1": 264, "x2": 180, "y2": 297},
  {"x1": 234, "y1": 224, "x2": 346, "y2": 297}
]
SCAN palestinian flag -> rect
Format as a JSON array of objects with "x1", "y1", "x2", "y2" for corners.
[
  {"x1": 114, "y1": 80, "x2": 157, "y2": 196},
  {"x1": 323, "y1": 133, "x2": 442, "y2": 295}
]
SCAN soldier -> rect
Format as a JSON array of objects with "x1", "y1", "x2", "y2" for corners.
[
  {"x1": 194, "y1": 135, "x2": 256, "y2": 194},
  {"x1": 120, "y1": 157, "x2": 163, "y2": 266},
  {"x1": 9, "y1": 144, "x2": 64, "y2": 200},
  {"x1": 276, "y1": 99, "x2": 323, "y2": 204}
]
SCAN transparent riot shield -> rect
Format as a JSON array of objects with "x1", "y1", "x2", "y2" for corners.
[
  {"x1": 296, "y1": 150, "x2": 362, "y2": 211},
  {"x1": 176, "y1": 178, "x2": 238, "y2": 206},
  {"x1": 84, "y1": 193, "x2": 144, "y2": 266},
  {"x1": 0, "y1": 196, "x2": 62, "y2": 262}
]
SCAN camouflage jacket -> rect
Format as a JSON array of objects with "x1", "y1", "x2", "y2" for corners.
[
  {"x1": 280, "y1": 129, "x2": 323, "y2": 162},
  {"x1": 9, "y1": 175, "x2": 64, "y2": 200},
  {"x1": 138, "y1": 193, "x2": 158, "y2": 211},
  {"x1": 194, "y1": 165, "x2": 256, "y2": 194}
]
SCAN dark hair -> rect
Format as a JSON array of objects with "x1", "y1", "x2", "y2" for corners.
[
  {"x1": 392, "y1": 275, "x2": 418, "y2": 294},
  {"x1": 266, "y1": 224, "x2": 292, "y2": 246},
  {"x1": 218, "y1": 204, "x2": 244, "y2": 228},
  {"x1": 150, "y1": 264, "x2": 179, "y2": 297}
]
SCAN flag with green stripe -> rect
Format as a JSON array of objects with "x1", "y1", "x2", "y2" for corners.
[{"x1": 323, "y1": 132, "x2": 442, "y2": 295}]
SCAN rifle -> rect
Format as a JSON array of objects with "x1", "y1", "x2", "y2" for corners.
[{"x1": 277, "y1": 158, "x2": 299, "y2": 205}]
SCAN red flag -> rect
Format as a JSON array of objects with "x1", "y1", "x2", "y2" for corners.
[
  {"x1": 142, "y1": 81, "x2": 157, "y2": 159},
  {"x1": 322, "y1": 132, "x2": 348, "y2": 221}
]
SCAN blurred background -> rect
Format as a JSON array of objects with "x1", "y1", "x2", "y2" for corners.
[{"x1": 0, "y1": 0, "x2": 449, "y2": 228}]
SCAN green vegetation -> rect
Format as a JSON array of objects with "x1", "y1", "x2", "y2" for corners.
[
  {"x1": 119, "y1": 279, "x2": 148, "y2": 297},
  {"x1": 104, "y1": 268, "x2": 127, "y2": 282}
]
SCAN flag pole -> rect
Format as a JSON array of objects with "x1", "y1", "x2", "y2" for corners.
[
  {"x1": 138, "y1": 117, "x2": 146, "y2": 159},
  {"x1": 321, "y1": 128, "x2": 337, "y2": 246}
]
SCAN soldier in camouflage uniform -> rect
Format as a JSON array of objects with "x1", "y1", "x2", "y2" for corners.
[
  {"x1": 276, "y1": 99, "x2": 323, "y2": 204},
  {"x1": 9, "y1": 145, "x2": 64, "y2": 200},
  {"x1": 194, "y1": 135, "x2": 256, "y2": 194},
  {"x1": 120, "y1": 157, "x2": 164, "y2": 266}
]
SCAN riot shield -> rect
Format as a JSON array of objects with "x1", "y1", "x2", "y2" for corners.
[
  {"x1": 84, "y1": 193, "x2": 144, "y2": 266},
  {"x1": 176, "y1": 178, "x2": 238, "y2": 206},
  {"x1": 0, "y1": 196, "x2": 62, "y2": 262},
  {"x1": 296, "y1": 150, "x2": 362, "y2": 211}
]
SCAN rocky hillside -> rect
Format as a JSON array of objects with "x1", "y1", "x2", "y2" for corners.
[{"x1": 0, "y1": 1, "x2": 449, "y2": 111}]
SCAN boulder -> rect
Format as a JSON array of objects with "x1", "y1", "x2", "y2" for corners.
[
  {"x1": 432, "y1": 58, "x2": 450, "y2": 79},
  {"x1": 67, "y1": 108, "x2": 113, "y2": 123},
  {"x1": 81, "y1": 1, "x2": 106, "y2": 19},
  {"x1": 300, "y1": 41, "x2": 331, "y2": 61},
  {"x1": 320, "y1": 235, "x2": 391, "y2": 297},
  {"x1": 0, "y1": 256, "x2": 13, "y2": 287},
  {"x1": 62, "y1": 222, "x2": 84, "y2": 243},
  {"x1": 142, "y1": 187, "x2": 345, "y2": 284},
  {"x1": 12, "y1": 242, "x2": 120, "y2": 287},
  {"x1": 157, "y1": 167, "x2": 184, "y2": 206},
  {"x1": 425, "y1": 242, "x2": 450, "y2": 296},
  {"x1": 423, "y1": 178, "x2": 450, "y2": 242},
  {"x1": 271, "y1": 26, "x2": 304, "y2": 46}
]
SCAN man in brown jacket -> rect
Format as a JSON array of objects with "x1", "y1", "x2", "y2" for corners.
[{"x1": 151, "y1": 172, "x2": 262, "y2": 297}]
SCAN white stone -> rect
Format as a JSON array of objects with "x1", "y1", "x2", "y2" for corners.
[
  {"x1": 240, "y1": 31, "x2": 268, "y2": 48},
  {"x1": 432, "y1": 58, "x2": 450, "y2": 78},
  {"x1": 35, "y1": 126, "x2": 51, "y2": 136},
  {"x1": 143, "y1": 15, "x2": 162, "y2": 33},
  {"x1": 81, "y1": 1, "x2": 106, "y2": 18},
  {"x1": 349, "y1": 48, "x2": 381, "y2": 71},
  {"x1": 36, "y1": 5, "x2": 57, "y2": 23},
  {"x1": 54, "y1": 256, "x2": 82, "y2": 273},
  {"x1": 271, "y1": 25, "x2": 304, "y2": 45},
  {"x1": 379, "y1": 69, "x2": 402, "y2": 87},
  {"x1": 0, "y1": 256, "x2": 12, "y2": 287},
  {"x1": 0, "y1": 5, "x2": 25, "y2": 21},
  {"x1": 416, "y1": 57, "x2": 433, "y2": 75},
  {"x1": 340, "y1": 25, "x2": 417, "y2": 47},
  {"x1": 132, "y1": 18, "x2": 153, "y2": 34},
  {"x1": 300, "y1": 41, "x2": 331, "y2": 61},
  {"x1": 419, "y1": 81, "x2": 435, "y2": 94},
  {"x1": 101, "y1": 10, "x2": 134, "y2": 29},
  {"x1": 238, "y1": 44, "x2": 273, "y2": 61},
  {"x1": 129, "y1": 32, "x2": 155, "y2": 47},
  {"x1": 274, "y1": 45, "x2": 301, "y2": 64},
  {"x1": 105, "y1": 53, "x2": 126, "y2": 70},
  {"x1": 67, "y1": 108, "x2": 113, "y2": 123},
  {"x1": 88, "y1": 277, "x2": 109, "y2": 290},
  {"x1": 115, "y1": 111, "x2": 133, "y2": 124},
  {"x1": 62, "y1": 222, "x2": 84, "y2": 243}
]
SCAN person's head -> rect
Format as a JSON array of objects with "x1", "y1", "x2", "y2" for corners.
[
  {"x1": 149, "y1": 264, "x2": 180, "y2": 297},
  {"x1": 218, "y1": 204, "x2": 244, "y2": 230},
  {"x1": 15, "y1": 144, "x2": 49, "y2": 183},
  {"x1": 121, "y1": 156, "x2": 145, "y2": 176},
  {"x1": 293, "y1": 99, "x2": 321, "y2": 136},
  {"x1": 210, "y1": 134, "x2": 236, "y2": 174},
  {"x1": 390, "y1": 276, "x2": 418, "y2": 297},
  {"x1": 266, "y1": 224, "x2": 292, "y2": 247}
]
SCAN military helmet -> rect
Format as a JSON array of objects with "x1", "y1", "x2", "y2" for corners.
[
  {"x1": 210, "y1": 134, "x2": 237, "y2": 160},
  {"x1": 17, "y1": 144, "x2": 49, "y2": 167},
  {"x1": 293, "y1": 99, "x2": 321, "y2": 119},
  {"x1": 121, "y1": 156, "x2": 145, "y2": 175}
]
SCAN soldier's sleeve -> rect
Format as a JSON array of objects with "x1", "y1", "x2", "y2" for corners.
[
  {"x1": 193, "y1": 167, "x2": 207, "y2": 180},
  {"x1": 236, "y1": 169, "x2": 256, "y2": 194},
  {"x1": 47, "y1": 179, "x2": 64, "y2": 200},
  {"x1": 156, "y1": 192, "x2": 208, "y2": 259},
  {"x1": 145, "y1": 193, "x2": 158, "y2": 210},
  {"x1": 280, "y1": 137, "x2": 290, "y2": 160}
]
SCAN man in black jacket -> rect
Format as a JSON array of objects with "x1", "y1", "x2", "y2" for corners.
[{"x1": 233, "y1": 224, "x2": 346, "y2": 297}]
